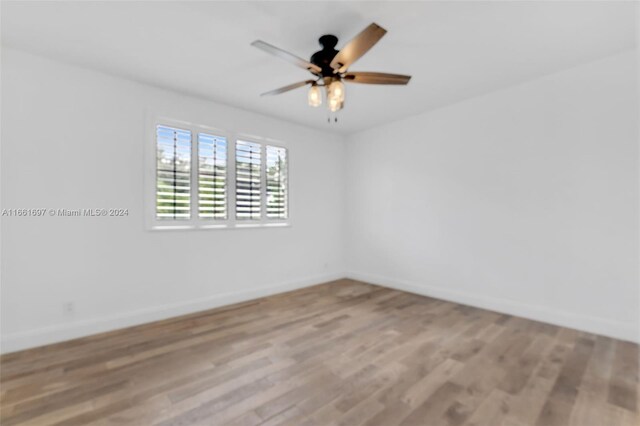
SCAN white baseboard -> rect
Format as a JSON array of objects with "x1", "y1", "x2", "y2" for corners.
[
  {"x1": 3, "y1": 271, "x2": 636, "y2": 354},
  {"x1": 0, "y1": 272, "x2": 345, "y2": 354},
  {"x1": 347, "y1": 271, "x2": 639, "y2": 344}
]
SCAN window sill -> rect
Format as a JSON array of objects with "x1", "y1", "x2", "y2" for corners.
[{"x1": 149, "y1": 222, "x2": 291, "y2": 231}]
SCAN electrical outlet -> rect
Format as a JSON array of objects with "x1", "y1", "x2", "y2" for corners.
[{"x1": 63, "y1": 302, "x2": 75, "y2": 315}]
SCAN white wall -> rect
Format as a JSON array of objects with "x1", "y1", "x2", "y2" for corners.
[
  {"x1": 346, "y1": 50, "x2": 639, "y2": 343},
  {"x1": 1, "y1": 48, "x2": 346, "y2": 353},
  {"x1": 2, "y1": 47, "x2": 638, "y2": 353}
]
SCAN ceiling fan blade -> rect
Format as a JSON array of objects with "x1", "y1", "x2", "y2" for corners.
[
  {"x1": 251, "y1": 40, "x2": 322, "y2": 75},
  {"x1": 260, "y1": 80, "x2": 315, "y2": 96},
  {"x1": 330, "y1": 23, "x2": 387, "y2": 73},
  {"x1": 343, "y1": 72, "x2": 411, "y2": 85}
]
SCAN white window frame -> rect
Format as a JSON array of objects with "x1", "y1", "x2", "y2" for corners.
[
  {"x1": 265, "y1": 144, "x2": 289, "y2": 222},
  {"x1": 234, "y1": 133, "x2": 289, "y2": 228},
  {"x1": 145, "y1": 115, "x2": 290, "y2": 231}
]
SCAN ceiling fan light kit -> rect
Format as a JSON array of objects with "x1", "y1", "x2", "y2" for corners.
[
  {"x1": 251, "y1": 22, "x2": 411, "y2": 118},
  {"x1": 328, "y1": 96, "x2": 342, "y2": 113},
  {"x1": 308, "y1": 83, "x2": 323, "y2": 107},
  {"x1": 328, "y1": 80, "x2": 345, "y2": 102}
]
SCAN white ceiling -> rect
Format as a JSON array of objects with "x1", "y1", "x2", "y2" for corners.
[{"x1": 2, "y1": 1, "x2": 636, "y2": 134}]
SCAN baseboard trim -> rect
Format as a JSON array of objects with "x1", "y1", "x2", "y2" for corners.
[
  {"x1": 3, "y1": 271, "x2": 636, "y2": 354},
  {"x1": 347, "y1": 271, "x2": 639, "y2": 344},
  {"x1": 0, "y1": 272, "x2": 345, "y2": 354}
]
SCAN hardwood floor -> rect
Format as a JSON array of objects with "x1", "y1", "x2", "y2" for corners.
[{"x1": 1, "y1": 279, "x2": 638, "y2": 426}]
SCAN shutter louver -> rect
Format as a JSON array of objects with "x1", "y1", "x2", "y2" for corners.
[
  {"x1": 156, "y1": 125, "x2": 191, "y2": 220},
  {"x1": 236, "y1": 140, "x2": 262, "y2": 220},
  {"x1": 266, "y1": 146, "x2": 288, "y2": 219},
  {"x1": 198, "y1": 133, "x2": 227, "y2": 219}
]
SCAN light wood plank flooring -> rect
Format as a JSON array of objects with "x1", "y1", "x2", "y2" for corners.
[{"x1": 1, "y1": 280, "x2": 638, "y2": 425}]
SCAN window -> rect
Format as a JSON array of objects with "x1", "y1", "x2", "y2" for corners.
[
  {"x1": 266, "y1": 146, "x2": 288, "y2": 219},
  {"x1": 235, "y1": 141, "x2": 262, "y2": 220},
  {"x1": 156, "y1": 125, "x2": 191, "y2": 220},
  {"x1": 151, "y1": 122, "x2": 288, "y2": 229},
  {"x1": 198, "y1": 133, "x2": 227, "y2": 219}
]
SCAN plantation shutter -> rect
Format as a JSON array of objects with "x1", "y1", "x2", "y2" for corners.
[
  {"x1": 156, "y1": 125, "x2": 191, "y2": 220},
  {"x1": 266, "y1": 146, "x2": 288, "y2": 219},
  {"x1": 198, "y1": 133, "x2": 227, "y2": 219},
  {"x1": 236, "y1": 140, "x2": 262, "y2": 220}
]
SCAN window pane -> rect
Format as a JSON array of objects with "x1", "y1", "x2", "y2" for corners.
[
  {"x1": 266, "y1": 146, "x2": 288, "y2": 219},
  {"x1": 198, "y1": 133, "x2": 227, "y2": 219},
  {"x1": 156, "y1": 125, "x2": 191, "y2": 220},
  {"x1": 236, "y1": 140, "x2": 261, "y2": 220}
]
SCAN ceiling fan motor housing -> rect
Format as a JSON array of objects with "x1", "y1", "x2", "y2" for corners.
[{"x1": 311, "y1": 35, "x2": 340, "y2": 77}]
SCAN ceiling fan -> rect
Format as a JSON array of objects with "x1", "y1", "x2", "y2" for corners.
[{"x1": 251, "y1": 23, "x2": 411, "y2": 114}]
